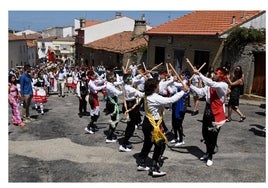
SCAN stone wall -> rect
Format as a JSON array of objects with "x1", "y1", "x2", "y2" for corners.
[{"x1": 223, "y1": 43, "x2": 266, "y2": 95}]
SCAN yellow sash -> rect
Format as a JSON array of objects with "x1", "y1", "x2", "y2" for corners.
[{"x1": 144, "y1": 97, "x2": 167, "y2": 144}]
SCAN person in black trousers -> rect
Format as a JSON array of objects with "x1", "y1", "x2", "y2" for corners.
[
  {"x1": 76, "y1": 73, "x2": 88, "y2": 118},
  {"x1": 137, "y1": 78, "x2": 188, "y2": 177}
]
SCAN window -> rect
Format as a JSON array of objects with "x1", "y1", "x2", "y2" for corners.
[
  {"x1": 194, "y1": 50, "x2": 209, "y2": 74},
  {"x1": 154, "y1": 46, "x2": 165, "y2": 65}
]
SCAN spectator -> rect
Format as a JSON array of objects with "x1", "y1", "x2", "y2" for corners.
[
  {"x1": 226, "y1": 66, "x2": 246, "y2": 122},
  {"x1": 8, "y1": 75, "x2": 25, "y2": 127},
  {"x1": 19, "y1": 64, "x2": 33, "y2": 123}
]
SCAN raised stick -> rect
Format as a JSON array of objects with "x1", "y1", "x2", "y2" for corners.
[
  {"x1": 150, "y1": 62, "x2": 163, "y2": 72},
  {"x1": 186, "y1": 58, "x2": 195, "y2": 70},
  {"x1": 142, "y1": 62, "x2": 147, "y2": 71},
  {"x1": 125, "y1": 59, "x2": 130, "y2": 72},
  {"x1": 189, "y1": 62, "x2": 207, "y2": 80},
  {"x1": 166, "y1": 62, "x2": 170, "y2": 74},
  {"x1": 169, "y1": 63, "x2": 185, "y2": 86}
]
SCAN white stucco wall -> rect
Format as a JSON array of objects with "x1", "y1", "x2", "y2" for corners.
[
  {"x1": 240, "y1": 12, "x2": 266, "y2": 29},
  {"x1": 83, "y1": 17, "x2": 135, "y2": 44}
]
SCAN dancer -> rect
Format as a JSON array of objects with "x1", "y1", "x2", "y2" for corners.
[
  {"x1": 190, "y1": 67, "x2": 202, "y2": 116},
  {"x1": 76, "y1": 73, "x2": 89, "y2": 118},
  {"x1": 85, "y1": 70, "x2": 106, "y2": 134},
  {"x1": 105, "y1": 72, "x2": 123, "y2": 143},
  {"x1": 190, "y1": 67, "x2": 228, "y2": 166},
  {"x1": 137, "y1": 78, "x2": 188, "y2": 176},
  {"x1": 169, "y1": 72, "x2": 190, "y2": 146},
  {"x1": 119, "y1": 73, "x2": 144, "y2": 152},
  {"x1": 32, "y1": 71, "x2": 48, "y2": 115}
]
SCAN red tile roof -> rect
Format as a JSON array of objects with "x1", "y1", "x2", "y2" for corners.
[
  {"x1": 146, "y1": 11, "x2": 264, "y2": 36},
  {"x1": 9, "y1": 32, "x2": 42, "y2": 41},
  {"x1": 84, "y1": 31, "x2": 148, "y2": 53},
  {"x1": 84, "y1": 20, "x2": 101, "y2": 27}
]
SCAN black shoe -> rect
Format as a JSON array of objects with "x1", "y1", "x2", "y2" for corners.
[
  {"x1": 239, "y1": 116, "x2": 246, "y2": 122},
  {"x1": 78, "y1": 113, "x2": 83, "y2": 118},
  {"x1": 62, "y1": 95, "x2": 65, "y2": 98},
  {"x1": 191, "y1": 110, "x2": 199, "y2": 116}
]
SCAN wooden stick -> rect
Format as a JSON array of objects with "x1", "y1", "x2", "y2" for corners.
[
  {"x1": 142, "y1": 62, "x2": 147, "y2": 71},
  {"x1": 189, "y1": 62, "x2": 207, "y2": 80},
  {"x1": 198, "y1": 62, "x2": 207, "y2": 71},
  {"x1": 166, "y1": 62, "x2": 170, "y2": 74},
  {"x1": 125, "y1": 59, "x2": 130, "y2": 72},
  {"x1": 150, "y1": 62, "x2": 163, "y2": 71},
  {"x1": 169, "y1": 63, "x2": 185, "y2": 86},
  {"x1": 186, "y1": 58, "x2": 195, "y2": 70}
]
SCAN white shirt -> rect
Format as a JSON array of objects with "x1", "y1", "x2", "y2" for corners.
[
  {"x1": 158, "y1": 76, "x2": 174, "y2": 96},
  {"x1": 190, "y1": 74, "x2": 228, "y2": 104},
  {"x1": 146, "y1": 91, "x2": 186, "y2": 120},
  {"x1": 132, "y1": 74, "x2": 146, "y2": 91},
  {"x1": 88, "y1": 79, "x2": 106, "y2": 94},
  {"x1": 124, "y1": 84, "x2": 144, "y2": 101},
  {"x1": 106, "y1": 82, "x2": 122, "y2": 98}
]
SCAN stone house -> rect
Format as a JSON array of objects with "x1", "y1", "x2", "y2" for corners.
[
  {"x1": 145, "y1": 10, "x2": 266, "y2": 96},
  {"x1": 74, "y1": 12, "x2": 152, "y2": 67}
]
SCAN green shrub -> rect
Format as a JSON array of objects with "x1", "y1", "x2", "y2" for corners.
[{"x1": 226, "y1": 27, "x2": 265, "y2": 50}]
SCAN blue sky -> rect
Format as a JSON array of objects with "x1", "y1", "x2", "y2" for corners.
[{"x1": 8, "y1": 11, "x2": 192, "y2": 32}]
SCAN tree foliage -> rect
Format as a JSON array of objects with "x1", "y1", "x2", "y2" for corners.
[{"x1": 225, "y1": 27, "x2": 265, "y2": 50}]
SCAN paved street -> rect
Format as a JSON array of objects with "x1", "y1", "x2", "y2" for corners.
[{"x1": 8, "y1": 93, "x2": 266, "y2": 183}]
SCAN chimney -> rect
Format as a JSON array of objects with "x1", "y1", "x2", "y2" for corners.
[
  {"x1": 132, "y1": 19, "x2": 146, "y2": 39},
  {"x1": 79, "y1": 18, "x2": 85, "y2": 28},
  {"x1": 231, "y1": 16, "x2": 236, "y2": 24},
  {"x1": 115, "y1": 12, "x2": 122, "y2": 18},
  {"x1": 242, "y1": 11, "x2": 246, "y2": 18}
]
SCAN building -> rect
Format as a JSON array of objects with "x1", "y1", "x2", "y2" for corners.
[
  {"x1": 52, "y1": 36, "x2": 75, "y2": 66},
  {"x1": 75, "y1": 12, "x2": 152, "y2": 67},
  {"x1": 42, "y1": 26, "x2": 74, "y2": 38},
  {"x1": 145, "y1": 10, "x2": 266, "y2": 96},
  {"x1": 8, "y1": 32, "x2": 41, "y2": 68}
]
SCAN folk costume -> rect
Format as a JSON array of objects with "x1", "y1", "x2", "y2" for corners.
[
  {"x1": 85, "y1": 71, "x2": 106, "y2": 134},
  {"x1": 138, "y1": 78, "x2": 187, "y2": 176},
  {"x1": 32, "y1": 73, "x2": 48, "y2": 115},
  {"x1": 119, "y1": 74, "x2": 144, "y2": 152},
  {"x1": 105, "y1": 72, "x2": 123, "y2": 143},
  {"x1": 190, "y1": 68, "x2": 228, "y2": 166},
  {"x1": 76, "y1": 73, "x2": 89, "y2": 117}
]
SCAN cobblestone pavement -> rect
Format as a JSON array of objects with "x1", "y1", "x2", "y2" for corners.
[{"x1": 7, "y1": 92, "x2": 266, "y2": 183}]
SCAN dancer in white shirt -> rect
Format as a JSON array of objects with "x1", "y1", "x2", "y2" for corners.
[
  {"x1": 105, "y1": 72, "x2": 123, "y2": 143},
  {"x1": 137, "y1": 78, "x2": 189, "y2": 176},
  {"x1": 85, "y1": 70, "x2": 106, "y2": 134},
  {"x1": 190, "y1": 67, "x2": 228, "y2": 167}
]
